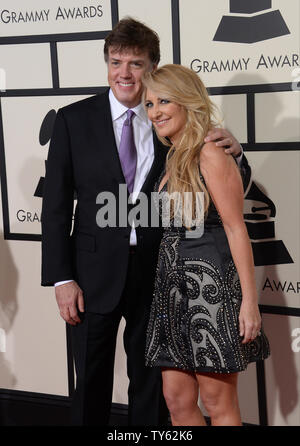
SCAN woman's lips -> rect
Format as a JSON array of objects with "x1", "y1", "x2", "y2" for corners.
[{"x1": 154, "y1": 118, "x2": 170, "y2": 127}]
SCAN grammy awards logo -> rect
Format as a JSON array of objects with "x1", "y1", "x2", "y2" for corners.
[
  {"x1": 214, "y1": 0, "x2": 290, "y2": 44},
  {"x1": 243, "y1": 165, "x2": 293, "y2": 267}
]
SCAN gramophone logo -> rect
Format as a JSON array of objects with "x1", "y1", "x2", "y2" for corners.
[
  {"x1": 34, "y1": 109, "x2": 57, "y2": 198},
  {"x1": 214, "y1": 0, "x2": 290, "y2": 44},
  {"x1": 243, "y1": 166, "x2": 293, "y2": 267},
  {"x1": 34, "y1": 108, "x2": 77, "y2": 201}
]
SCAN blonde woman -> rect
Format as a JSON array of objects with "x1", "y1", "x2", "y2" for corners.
[{"x1": 143, "y1": 65, "x2": 270, "y2": 426}]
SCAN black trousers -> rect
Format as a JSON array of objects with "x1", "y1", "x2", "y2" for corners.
[{"x1": 70, "y1": 249, "x2": 168, "y2": 426}]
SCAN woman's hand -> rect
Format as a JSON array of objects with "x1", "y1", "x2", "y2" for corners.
[
  {"x1": 239, "y1": 299, "x2": 262, "y2": 344},
  {"x1": 204, "y1": 128, "x2": 242, "y2": 157}
]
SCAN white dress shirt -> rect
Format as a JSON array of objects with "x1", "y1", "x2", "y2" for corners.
[{"x1": 109, "y1": 88, "x2": 155, "y2": 246}]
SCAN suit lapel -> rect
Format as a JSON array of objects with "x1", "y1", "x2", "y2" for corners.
[{"x1": 90, "y1": 90, "x2": 126, "y2": 185}]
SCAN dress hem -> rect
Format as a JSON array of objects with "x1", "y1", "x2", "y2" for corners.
[{"x1": 145, "y1": 356, "x2": 269, "y2": 375}]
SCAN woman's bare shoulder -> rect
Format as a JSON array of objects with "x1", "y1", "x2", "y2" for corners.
[{"x1": 199, "y1": 142, "x2": 228, "y2": 167}]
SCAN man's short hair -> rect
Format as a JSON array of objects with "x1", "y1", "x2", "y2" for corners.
[{"x1": 104, "y1": 17, "x2": 160, "y2": 65}]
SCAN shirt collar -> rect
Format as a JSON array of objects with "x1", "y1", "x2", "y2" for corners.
[{"x1": 109, "y1": 88, "x2": 150, "y2": 125}]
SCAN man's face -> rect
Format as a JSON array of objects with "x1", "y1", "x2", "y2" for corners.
[{"x1": 107, "y1": 47, "x2": 155, "y2": 109}]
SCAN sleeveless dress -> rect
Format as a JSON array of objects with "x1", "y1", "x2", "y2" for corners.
[{"x1": 145, "y1": 170, "x2": 270, "y2": 374}]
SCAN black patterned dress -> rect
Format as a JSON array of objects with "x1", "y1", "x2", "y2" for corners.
[{"x1": 145, "y1": 171, "x2": 270, "y2": 374}]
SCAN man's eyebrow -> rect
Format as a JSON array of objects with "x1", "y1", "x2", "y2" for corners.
[{"x1": 110, "y1": 57, "x2": 145, "y2": 63}]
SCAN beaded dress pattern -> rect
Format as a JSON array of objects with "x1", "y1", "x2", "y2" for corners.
[{"x1": 145, "y1": 170, "x2": 270, "y2": 373}]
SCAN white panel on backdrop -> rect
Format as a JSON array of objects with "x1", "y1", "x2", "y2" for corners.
[
  {"x1": 1, "y1": 95, "x2": 90, "y2": 235},
  {"x1": 118, "y1": 0, "x2": 173, "y2": 66},
  {"x1": 0, "y1": 0, "x2": 112, "y2": 37},
  {"x1": 237, "y1": 362, "x2": 260, "y2": 425},
  {"x1": 211, "y1": 94, "x2": 247, "y2": 143},
  {"x1": 58, "y1": 40, "x2": 108, "y2": 88},
  {"x1": 0, "y1": 191, "x2": 69, "y2": 395},
  {"x1": 179, "y1": 0, "x2": 299, "y2": 87},
  {"x1": 256, "y1": 91, "x2": 300, "y2": 142},
  {"x1": 246, "y1": 151, "x2": 300, "y2": 309},
  {"x1": 113, "y1": 318, "x2": 129, "y2": 405},
  {"x1": 263, "y1": 314, "x2": 300, "y2": 426},
  {"x1": 0, "y1": 43, "x2": 52, "y2": 89}
]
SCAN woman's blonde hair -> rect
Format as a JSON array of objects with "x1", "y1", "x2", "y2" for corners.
[{"x1": 142, "y1": 64, "x2": 221, "y2": 226}]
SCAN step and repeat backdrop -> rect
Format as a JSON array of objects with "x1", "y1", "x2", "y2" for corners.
[{"x1": 0, "y1": 0, "x2": 299, "y2": 425}]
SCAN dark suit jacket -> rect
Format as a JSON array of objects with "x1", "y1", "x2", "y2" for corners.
[{"x1": 41, "y1": 90, "x2": 168, "y2": 314}]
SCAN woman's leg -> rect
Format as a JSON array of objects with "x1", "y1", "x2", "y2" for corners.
[
  {"x1": 196, "y1": 372, "x2": 242, "y2": 426},
  {"x1": 161, "y1": 368, "x2": 207, "y2": 426}
]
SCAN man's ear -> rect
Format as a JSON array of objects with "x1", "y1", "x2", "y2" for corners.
[{"x1": 151, "y1": 64, "x2": 158, "y2": 73}]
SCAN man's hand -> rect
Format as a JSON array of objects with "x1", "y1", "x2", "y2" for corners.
[
  {"x1": 204, "y1": 128, "x2": 242, "y2": 157},
  {"x1": 55, "y1": 281, "x2": 84, "y2": 326}
]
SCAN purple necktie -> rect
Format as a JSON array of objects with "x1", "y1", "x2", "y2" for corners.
[{"x1": 119, "y1": 109, "x2": 137, "y2": 194}]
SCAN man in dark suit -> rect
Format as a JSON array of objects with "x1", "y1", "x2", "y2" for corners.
[{"x1": 41, "y1": 18, "x2": 245, "y2": 426}]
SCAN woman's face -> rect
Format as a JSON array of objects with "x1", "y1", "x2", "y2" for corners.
[{"x1": 144, "y1": 89, "x2": 186, "y2": 145}]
